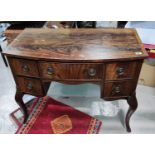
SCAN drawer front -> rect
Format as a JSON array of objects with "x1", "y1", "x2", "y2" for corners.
[
  {"x1": 105, "y1": 62, "x2": 137, "y2": 80},
  {"x1": 39, "y1": 62, "x2": 103, "y2": 80},
  {"x1": 104, "y1": 81, "x2": 133, "y2": 97},
  {"x1": 16, "y1": 77, "x2": 43, "y2": 96},
  {"x1": 9, "y1": 58, "x2": 39, "y2": 77}
]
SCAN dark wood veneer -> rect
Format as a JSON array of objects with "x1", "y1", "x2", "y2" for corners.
[
  {"x1": 104, "y1": 80, "x2": 133, "y2": 97},
  {"x1": 39, "y1": 62, "x2": 103, "y2": 80},
  {"x1": 9, "y1": 58, "x2": 39, "y2": 77},
  {"x1": 105, "y1": 61, "x2": 137, "y2": 80},
  {"x1": 4, "y1": 28, "x2": 148, "y2": 132},
  {"x1": 16, "y1": 77, "x2": 43, "y2": 96},
  {"x1": 5, "y1": 28, "x2": 147, "y2": 61}
]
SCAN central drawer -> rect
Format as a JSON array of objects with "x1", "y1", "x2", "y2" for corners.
[{"x1": 39, "y1": 62, "x2": 103, "y2": 80}]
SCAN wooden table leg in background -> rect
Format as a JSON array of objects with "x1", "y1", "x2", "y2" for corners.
[
  {"x1": 125, "y1": 92, "x2": 138, "y2": 132},
  {"x1": 0, "y1": 45, "x2": 8, "y2": 67},
  {"x1": 15, "y1": 89, "x2": 28, "y2": 123}
]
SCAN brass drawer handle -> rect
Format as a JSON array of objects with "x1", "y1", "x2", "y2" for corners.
[
  {"x1": 47, "y1": 67, "x2": 54, "y2": 75},
  {"x1": 27, "y1": 83, "x2": 33, "y2": 90},
  {"x1": 113, "y1": 86, "x2": 121, "y2": 94},
  {"x1": 88, "y1": 68, "x2": 96, "y2": 76},
  {"x1": 116, "y1": 67, "x2": 124, "y2": 75},
  {"x1": 22, "y1": 65, "x2": 29, "y2": 72}
]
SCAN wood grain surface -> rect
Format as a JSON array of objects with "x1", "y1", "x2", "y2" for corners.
[
  {"x1": 4, "y1": 28, "x2": 148, "y2": 61},
  {"x1": 9, "y1": 58, "x2": 39, "y2": 77},
  {"x1": 5, "y1": 30, "x2": 23, "y2": 44},
  {"x1": 105, "y1": 61, "x2": 138, "y2": 80},
  {"x1": 104, "y1": 80, "x2": 133, "y2": 97},
  {"x1": 16, "y1": 77, "x2": 43, "y2": 96},
  {"x1": 39, "y1": 62, "x2": 103, "y2": 80}
]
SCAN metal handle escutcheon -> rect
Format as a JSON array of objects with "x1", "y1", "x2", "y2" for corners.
[
  {"x1": 116, "y1": 67, "x2": 124, "y2": 75},
  {"x1": 88, "y1": 68, "x2": 96, "y2": 76},
  {"x1": 27, "y1": 83, "x2": 33, "y2": 90},
  {"x1": 47, "y1": 67, "x2": 54, "y2": 75},
  {"x1": 22, "y1": 65, "x2": 29, "y2": 72},
  {"x1": 114, "y1": 86, "x2": 121, "y2": 93}
]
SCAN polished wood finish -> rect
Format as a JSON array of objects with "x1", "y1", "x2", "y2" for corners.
[
  {"x1": 4, "y1": 28, "x2": 147, "y2": 61},
  {"x1": 9, "y1": 58, "x2": 39, "y2": 77},
  {"x1": 105, "y1": 61, "x2": 137, "y2": 80},
  {"x1": 104, "y1": 81, "x2": 133, "y2": 98},
  {"x1": 39, "y1": 62, "x2": 103, "y2": 80},
  {"x1": 16, "y1": 77, "x2": 43, "y2": 96},
  {"x1": 0, "y1": 30, "x2": 23, "y2": 67},
  {"x1": 5, "y1": 30, "x2": 23, "y2": 44},
  {"x1": 4, "y1": 28, "x2": 148, "y2": 132}
]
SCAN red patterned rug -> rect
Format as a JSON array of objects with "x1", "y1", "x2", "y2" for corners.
[{"x1": 12, "y1": 96, "x2": 102, "y2": 134}]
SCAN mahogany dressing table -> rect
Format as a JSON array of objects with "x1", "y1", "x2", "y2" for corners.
[{"x1": 4, "y1": 28, "x2": 148, "y2": 132}]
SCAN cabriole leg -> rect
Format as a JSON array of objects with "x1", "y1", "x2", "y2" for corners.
[
  {"x1": 125, "y1": 92, "x2": 138, "y2": 132},
  {"x1": 15, "y1": 90, "x2": 28, "y2": 123}
]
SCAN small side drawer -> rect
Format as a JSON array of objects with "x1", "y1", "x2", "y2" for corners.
[
  {"x1": 16, "y1": 77, "x2": 43, "y2": 96},
  {"x1": 39, "y1": 62, "x2": 103, "y2": 80},
  {"x1": 104, "y1": 81, "x2": 133, "y2": 98},
  {"x1": 105, "y1": 61, "x2": 137, "y2": 80},
  {"x1": 9, "y1": 58, "x2": 39, "y2": 77}
]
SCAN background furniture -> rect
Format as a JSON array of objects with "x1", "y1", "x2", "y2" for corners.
[
  {"x1": 0, "y1": 40, "x2": 8, "y2": 67},
  {"x1": 0, "y1": 23, "x2": 10, "y2": 66},
  {"x1": 44, "y1": 21, "x2": 96, "y2": 28},
  {"x1": 0, "y1": 21, "x2": 46, "y2": 29}
]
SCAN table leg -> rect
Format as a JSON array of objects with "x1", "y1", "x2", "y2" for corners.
[
  {"x1": 15, "y1": 90, "x2": 28, "y2": 123},
  {"x1": 0, "y1": 46, "x2": 8, "y2": 67},
  {"x1": 125, "y1": 92, "x2": 138, "y2": 132}
]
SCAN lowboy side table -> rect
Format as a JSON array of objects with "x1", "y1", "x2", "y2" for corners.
[{"x1": 4, "y1": 28, "x2": 148, "y2": 132}]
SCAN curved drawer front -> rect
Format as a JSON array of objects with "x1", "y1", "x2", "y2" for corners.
[
  {"x1": 104, "y1": 81, "x2": 133, "y2": 98},
  {"x1": 9, "y1": 58, "x2": 39, "y2": 77},
  {"x1": 105, "y1": 61, "x2": 137, "y2": 80},
  {"x1": 16, "y1": 77, "x2": 43, "y2": 96},
  {"x1": 39, "y1": 62, "x2": 103, "y2": 80}
]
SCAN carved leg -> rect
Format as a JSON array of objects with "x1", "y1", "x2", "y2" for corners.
[
  {"x1": 125, "y1": 92, "x2": 138, "y2": 132},
  {"x1": 15, "y1": 90, "x2": 28, "y2": 123}
]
